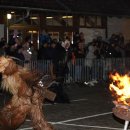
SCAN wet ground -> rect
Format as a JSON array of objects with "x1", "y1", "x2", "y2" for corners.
[{"x1": 0, "y1": 81, "x2": 129, "y2": 130}]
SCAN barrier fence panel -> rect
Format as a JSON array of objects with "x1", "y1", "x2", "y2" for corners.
[
  {"x1": 24, "y1": 60, "x2": 52, "y2": 75},
  {"x1": 24, "y1": 58, "x2": 130, "y2": 83}
]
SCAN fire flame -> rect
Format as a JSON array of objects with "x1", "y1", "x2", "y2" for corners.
[{"x1": 109, "y1": 72, "x2": 130, "y2": 105}]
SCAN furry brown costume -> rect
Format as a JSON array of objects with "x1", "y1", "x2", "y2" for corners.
[{"x1": 0, "y1": 56, "x2": 55, "y2": 130}]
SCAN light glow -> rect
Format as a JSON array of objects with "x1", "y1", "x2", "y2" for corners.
[
  {"x1": 7, "y1": 13, "x2": 12, "y2": 19},
  {"x1": 62, "y1": 16, "x2": 73, "y2": 19},
  {"x1": 30, "y1": 17, "x2": 38, "y2": 19},
  {"x1": 46, "y1": 16, "x2": 53, "y2": 19}
]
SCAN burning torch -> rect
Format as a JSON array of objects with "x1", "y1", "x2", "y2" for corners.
[{"x1": 109, "y1": 72, "x2": 130, "y2": 130}]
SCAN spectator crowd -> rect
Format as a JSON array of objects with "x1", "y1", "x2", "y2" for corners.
[{"x1": 0, "y1": 31, "x2": 129, "y2": 64}]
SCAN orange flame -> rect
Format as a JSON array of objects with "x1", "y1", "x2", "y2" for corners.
[{"x1": 109, "y1": 72, "x2": 130, "y2": 105}]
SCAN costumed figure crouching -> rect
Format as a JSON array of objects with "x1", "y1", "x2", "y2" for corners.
[{"x1": 0, "y1": 56, "x2": 56, "y2": 130}]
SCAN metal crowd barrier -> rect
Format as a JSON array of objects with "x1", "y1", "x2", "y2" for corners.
[{"x1": 22, "y1": 58, "x2": 130, "y2": 83}]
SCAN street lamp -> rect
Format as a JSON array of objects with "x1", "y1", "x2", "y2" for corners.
[{"x1": 7, "y1": 13, "x2": 12, "y2": 43}]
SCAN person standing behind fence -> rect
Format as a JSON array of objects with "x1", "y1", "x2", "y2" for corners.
[
  {"x1": 0, "y1": 37, "x2": 6, "y2": 56},
  {"x1": 85, "y1": 41, "x2": 97, "y2": 81},
  {"x1": 39, "y1": 30, "x2": 52, "y2": 48},
  {"x1": 22, "y1": 38, "x2": 31, "y2": 62},
  {"x1": 74, "y1": 40, "x2": 85, "y2": 82}
]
